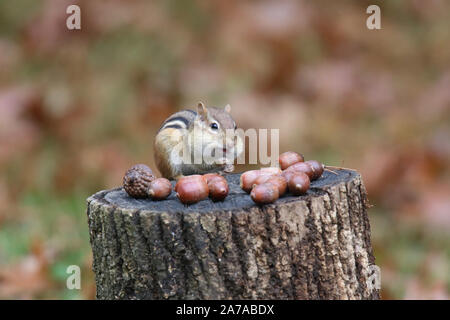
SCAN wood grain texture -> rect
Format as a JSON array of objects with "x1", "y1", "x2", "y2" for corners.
[{"x1": 86, "y1": 169, "x2": 380, "y2": 300}]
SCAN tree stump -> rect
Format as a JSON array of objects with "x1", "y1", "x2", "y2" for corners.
[{"x1": 86, "y1": 169, "x2": 380, "y2": 300}]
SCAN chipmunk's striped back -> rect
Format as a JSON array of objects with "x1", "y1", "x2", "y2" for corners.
[{"x1": 157, "y1": 109, "x2": 197, "y2": 132}]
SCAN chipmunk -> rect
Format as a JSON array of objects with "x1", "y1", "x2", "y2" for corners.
[{"x1": 154, "y1": 102, "x2": 243, "y2": 180}]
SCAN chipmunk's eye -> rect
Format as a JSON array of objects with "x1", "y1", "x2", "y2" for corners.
[{"x1": 210, "y1": 122, "x2": 219, "y2": 130}]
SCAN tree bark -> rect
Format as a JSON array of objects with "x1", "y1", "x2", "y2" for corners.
[{"x1": 86, "y1": 169, "x2": 380, "y2": 300}]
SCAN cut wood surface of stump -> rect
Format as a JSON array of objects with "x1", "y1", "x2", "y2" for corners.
[{"x1": 86, "y1": 169, "x2": 380, "y2": 300}]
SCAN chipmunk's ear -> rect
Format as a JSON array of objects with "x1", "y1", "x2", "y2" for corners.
[
  {"x1": 224, "y1": 104, "x2": 231, "y2": 113},
  {"x1": 197, "y1": 102, "x2": 208, "y2": 119}
]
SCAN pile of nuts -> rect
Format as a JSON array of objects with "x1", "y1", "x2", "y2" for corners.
[
  {"x1": 241, "y1": 151, "x2": 324, "y2": 204},
  {"x1": 175, "y1": 173, "x2": 229, "y2": 204},
  {"x1": 123, "y1": 165, "x2": 229, "y2": 204},
  {"x1": 122, "y1": 151, "x2": 324, "y2": 206}
]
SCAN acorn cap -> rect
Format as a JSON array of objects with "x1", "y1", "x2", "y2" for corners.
[{"x1": 123, "y1": 164, "x2": 155, "y2": 198}]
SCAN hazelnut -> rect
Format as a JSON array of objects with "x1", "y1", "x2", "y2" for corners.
[
  {"x1": 175, "y1": 175, "x2": 209, "y2": 204},
  {"x1": 148, "y1": 178, "x2": 172, "y2": 200},
  {"x1": 288, "y1": 172, "x2": 310, "y2": 196},
  {"x1": 123, "y1": 164, "x2": 155, "y2": 198},
  {"x1": 305, "y1": 160, "x2": 324, "y2": 180},
  {"x1": 251, "y1": 183, "x2": 279, "y2": 204},
  {"x1": 278, "y1": 151, "x2": 304, "y2": 170}
]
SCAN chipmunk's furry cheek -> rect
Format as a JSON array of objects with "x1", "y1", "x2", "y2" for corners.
[{"x1": 201, "y1": 133, "x2": 223, "y2": 148}]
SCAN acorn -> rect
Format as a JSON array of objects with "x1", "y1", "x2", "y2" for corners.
[
  {"x1": 260, "y1": 167, "x2": 282, "y2": 175},
  {"x1": 281, "y1": 169, "x2": 296, "y2": 183},
  {"x1": 251, "y1": 183, "x2": 279, "y2": 204},
  {"x1": 203, "y1": 173, "x2": 222, "y2": 184},
  {"x1": 305, "y1": 160, "x2": 324, "y2": 180},
  {"x1": 265, "y1": 175, "x2": 288, "y2": 196},
  {"x1": 278, "y1": 151, "x2": 304, "y2": 170},
  {"x1": 288, "y1": 172, "x2": 310, "y2": 196},
  {"x1": 175, "y1": 175, "x2": 203, "y2": 192},
  {"x1": 240, "y1": 170, "x2": 263, "y2": 193},
  {"x1": 285, "y1": 162, "x2": 314, "y2": 180},
  {"x1": 175, "y1": 175, "x2": 209, "y2": 204},
  {"x1": 252, "y1": 174, "x2": 274, "y2": 187},
  {"x1": 148, "y1": 178, "x2": 172, "y2": 200},
  {"x1": 206, "y1": 175, "x2": 229, "y2": 202},
  {"x1": 123, "y1": 164, "x2": 155, "y2": 198}
]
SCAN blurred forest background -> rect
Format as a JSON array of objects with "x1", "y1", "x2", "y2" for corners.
[{"x1": 0, "y1": 0, "x2": 449, "y2": 299}]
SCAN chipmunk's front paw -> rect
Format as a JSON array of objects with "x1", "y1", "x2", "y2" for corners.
[
  {"x1": 223, "y1": 164, "x2": 235, "y2": 173},
  {"x1": 174, "y1": 174, "x2": 185, "y2": 181}
]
